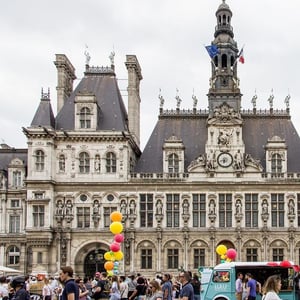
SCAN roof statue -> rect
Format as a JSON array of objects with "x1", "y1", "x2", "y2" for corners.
[
  {"x1": 251, "y1": 93, "x2": 257, "y2": 109},
  {"x1": 84, "y1": 45, "x2": 91, "y2": 65},
  {"x1": 268, "y1": 91, "x2": 274, "y2": 109},
  {"x1": 285, "y1": 94, "x2": 290, "y2": 109},
  {"x1": 192, "y1": 94, "x2": 198, "y2": 109},
  {"x1": 109, "y1": 51, "x2": 115, "y2": 66},
  {"x1": 175, "y1": 89, "x2": 182, "y2": 109},
  {"x1": 158, "y1": 89, "x2": 165, "y2": 109}
]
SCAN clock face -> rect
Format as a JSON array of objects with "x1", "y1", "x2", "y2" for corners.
[{"x1": 217, "y1": 152, "x2": 233, "y2": 167}]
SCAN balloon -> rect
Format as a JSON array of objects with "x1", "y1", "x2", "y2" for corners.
[
  {"x1": 104, "y1": 251, "x2": 115, "y2": 261},
  {"x1": 216, "y1": 245, "x2": 227, "y2": 255},
  {"x1": 107, "y1": 270, "x2": 113, "y2": 276},
  {"x1": 110, "y1": 222, "x2": 123, "y2": 234},
  {"x1": 110, "y1": 211, "x2": 123, "y2": 222},
  {"x1": 110, "y1": 242, "x2": 121, "y2": 252},
  {"x1": 114, "y1": 250, "x2": 124, "y2": 261},
  {"x1": 104, "y1": 261, "x2": 114, "y2": 271},
  {"x1": 226, "y1": 248, "x2": 237, "y2": 260},
  {"x1": 226, "y1": 258, "x2": 232, "y2": 262},
  {"x1": 220, "y1": 255, "x2": 226, "y2": 260},
  {"x1": 114, "y1": 233, "x2": 124, "y2": 243}
]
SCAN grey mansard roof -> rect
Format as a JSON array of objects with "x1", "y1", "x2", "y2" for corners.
[
  {"x1": 31, "y1": 98, "x2": 55, "y2": 128},
  {"x1": 135, "y1": 111, "x2": 300, "y2": 173},
  {"x1": 55, "y1": 73, "x2": 128, "y2": 132},
  {"x1": 0, "y1": 148, "x2": 27, "y2": 171}
]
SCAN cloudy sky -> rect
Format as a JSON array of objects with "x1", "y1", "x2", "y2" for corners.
[{"x1": 1, "y1": 0, "x2": 299, "y2": 150}]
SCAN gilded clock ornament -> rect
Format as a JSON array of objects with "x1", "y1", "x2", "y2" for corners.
[{"x1": 217, "y1": 152, "x2": 233, "y2": 167}]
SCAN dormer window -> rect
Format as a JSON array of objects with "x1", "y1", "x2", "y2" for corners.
[
  {"x1": 80, "y1": 107, "x2": 91, "y2": 129},
  {"x1": 79, "y1": 152, "x2": 90, "y2": 173},
  {"x1": 168, "y1": 153, "x2": 179, "y2": 173},
  {"x1": 271, "y1": 154, "x2": 282, "y2": 173},
  {"x1": 35, "y1": 150, "x2": 45, "y2": 171},
  {"x1": 12, "y1": 171, "x2": 22, "y2": 187}
]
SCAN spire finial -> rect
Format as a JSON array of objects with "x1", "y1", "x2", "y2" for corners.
[{"x1": 222, "y1": 0, "x2": 226, "y2": 3}]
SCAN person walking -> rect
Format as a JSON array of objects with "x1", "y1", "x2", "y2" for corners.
[
  {"x1": 245, "y1": 273, "x2": 261, "y2": 300},
  {"x1": 42, "y1": 277, "x2": 53, "y2": 300},
  {"x1": 119, "y1": 276, "x2": 128, "y2": 300},
  {"x1": 190, "y1": 274, "x2": 201, "y2": 300},
  {"x1": 148, "y1": 281, "x2": 163, "y2": 300},
  {"x1": 109, "y1": 275, "x2": 120, "y2": 300},
  {"x1": 59, "y1": 266, "x2": 79, "y2": 300},
  {"x1": 235, "y1": 273, "x2": 243, "y2": 300},
  {"x1": 162, "y1": 274, "x2": 172, "y2": 300},
  {"x1": 178, "y1": 272, "x2": 194, "y2": 300},
  {"x1": 0, "y1": 276, "x2": 9, "y2": 300},
  {"x1": 261, "y1": 275, "x2": 281, "y2": 300}
]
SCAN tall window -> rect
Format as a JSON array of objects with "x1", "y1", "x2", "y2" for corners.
[
  {"x1": 271, "y1": 194, "x2": 284, "y2": 227},
  {"x1": 104, "y1": 207, "x2": 117, "y2": 227},
  {"x1": 35, "y1": 150, "x2": 45, "y2": 171},
  {"x1": 246, "y1": 248, "x2": 258, "y2": 262},
  {"x1": 80, "y1": 107, "x2": 91, "y2": 129},
  {"x1": 106, "y1": 152, "x2": 116, "y2": 173},
  {"x1": 192, "y1": 194, "x2": 206, "y2": 227},
  {"x1": 11, "y1": 199, "x2": 20, "y2": 208},
  {"x1": 141, "y1": 249, "x2": 152, "y2": 269},
  {"x1": 33, "y1": 205, "x2": 45, "y2": 227},
  {"x1": 193, "y1": 249, "x2": 205, "y2": 268},
  {"x1": 272, "y1": 248, "x2": 284, "y2": 261},
  {"x1": 271, "y1": 153, "x2": 282, "y2": 173},
  {"x1": 12, "y1": 171, "x2": 22, "y2": 187},
  {"x1": 8, "y1": 246, "x2": 20, "y2": 265},
  {"x1": 79, "y1": 152, "x2": 90, "y2": 173},
  {"x1": 77, "y1": 207, "x2": 90, "y2": 228},
  {"x1": 166, "y1": 194, "x2": 180, "y2": 227},
  {"x1": 168, "y1": 153, "x2": 179, "y2": 173},
  {"x1": 140, "y1": 194, "x2": 153, "y2": 227},
  {"x1": 219, "y1": 194, "x2": 232, "y2": 227},
  {"x1": 9, "y1": 215, "x2": 20, "y2": 233},
  {"x1": 167, "y1": 248, "x2": 179, "y2": 269},
  {"x1": 245, "y1": 194, "x2": 258, "y2": 227},
  {"x1": 37, "y1": 252, "x2": 43, "y2": 264}
]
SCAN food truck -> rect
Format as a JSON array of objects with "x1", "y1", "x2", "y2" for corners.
[{"x1": 201, "y1": 262, "x2": 296, "y2": 300}]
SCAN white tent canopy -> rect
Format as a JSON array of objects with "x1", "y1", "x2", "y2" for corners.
[{"x1": 0, "y1": 265, "x2": 22, "y2": 274}]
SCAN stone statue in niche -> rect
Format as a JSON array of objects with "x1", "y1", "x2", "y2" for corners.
[
  {"x1": 182, "y1": 200, "x2": 189, "y2": 214},
  {"x1": 262, "y1": 200, "x2": 268, "y2": 214},
  {"x1": 209, "y1": 199, "x2": 216, "y2": 215},
  {"x1": 288, "y1": 199, "x2": 295, "y2": 215},
  {"x1": 65, "y1": 200, "x2": 73, "y2": 215},
  {"x1": 235, "y1": 199, "x2": 242, "y2": 215},
  {"x1": 120, "y1": 200, "x2": 127, "y2": 216},
  {"x1": 156, "y1": 200, "x2": 163, "y2": 215},
  {"x1": 93, "y1": 200, "x2": 100, "y2": 215},
  {"x1": 56, "y1": 200, "x2": 64, "y2": 215},
  {"x1": 129, "y1": 200, "x2": 136, "y2": 215}
]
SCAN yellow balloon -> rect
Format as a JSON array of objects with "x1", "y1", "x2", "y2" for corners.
[
  {"x1": 220, "y1": 254, "x2": 226, "y2": 260},
  {"x1": 110, "y1": 211, "x2": 123, "y2": 222},
  {"x1": 104, "y1": 251, "x2": 114, "y2": 261},
  {"x1": 114, "y1": 250, "x2": 124, "y2": 261},
  {"x1": 216, "y1": 245, "x2": 227, "y2": 255},
  {"x1": 110, "y1": 221, "x2": 123, "y2": 234}
]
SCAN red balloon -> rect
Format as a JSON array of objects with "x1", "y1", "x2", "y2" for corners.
[
  {"x1": 114, "y1": 233, "x2": 124, "y2": 243},
  {"x1": 280, "y1": 260, "x2": 292, "y2": 267},
  {"x1": 110, "y1": 242, "x2": 121, "y2": 252},
  {"x1": 226, "y1": 248, "x2": 237, "y2": 260}
]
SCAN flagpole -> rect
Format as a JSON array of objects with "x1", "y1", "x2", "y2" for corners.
[
  {"x1": 203, "y1": 44, "x2": 217, "y2": 68},
  {"x1": 233, "y1": 44, "x2": 245, "y2": 67}
]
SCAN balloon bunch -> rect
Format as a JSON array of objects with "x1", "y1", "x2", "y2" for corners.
[
  {"x1": 216, "y1": 245, "x2": 237, "y2": 263},
  {"x1": 104, "y1": 211, "x2": 124, "y2": 276}
]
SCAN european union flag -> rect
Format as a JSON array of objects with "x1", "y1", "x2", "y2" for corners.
[{"x1": 205, "y1": 45, "x2": 219, "y2": 58}]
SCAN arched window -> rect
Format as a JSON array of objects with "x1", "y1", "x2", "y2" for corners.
[
  {"x1": 271, "y1": 153, "x2": 282, "y2": 173},
  {"x1": 79, "y1": 152, "x2": 90, "y2": 173},
  {"x1": 214, "y1": 56, "x2": 218, "y2": 68},
  {"x1": 35, "y1": 150, "x2": 45, "y2": 171},
  {"x1": 8, "y1": 245, "x2": 20, "y2": 265},
  {"x1": 222, "y1": 15, "x2": 226, "y2": 25},
  {"x1": 168, "y1": 153, "x2": 179, "y2": 173},
  {"x1": 80, "y1": 107, "x2": 91, "y2": 129},
  {"x1": 106, "y1": 152, "x2": 116, "y2": 173},
  {"x1": 230, "y1": 55, "x2": 235, "y2": 66},
  {"x1": 221, "y1": 54, "x2": 227, "y2": 68}
]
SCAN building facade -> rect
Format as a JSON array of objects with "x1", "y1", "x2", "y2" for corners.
[{"x1": 1, "y1": 1, "x2": 300, "y2": 278}]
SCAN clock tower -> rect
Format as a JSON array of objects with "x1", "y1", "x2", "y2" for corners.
[{"x1": 205, "y1": 0, "x2": 245, "y2": 174}]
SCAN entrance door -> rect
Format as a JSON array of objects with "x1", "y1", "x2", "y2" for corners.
[{"x1": 84, "y1": 249, "x2": 106, "y2": 277}]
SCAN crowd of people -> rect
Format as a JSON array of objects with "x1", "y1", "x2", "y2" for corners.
[{"x1": 0, "y1": 267, "x2": 201, "y2": 300}]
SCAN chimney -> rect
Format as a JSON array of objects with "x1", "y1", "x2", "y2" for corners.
[
  {"x1": 54, "y1": 54, "x2": 76, "y2": 113},
  {"x1": 125, "y1": 55, "x2": 143, "y2": 147}
]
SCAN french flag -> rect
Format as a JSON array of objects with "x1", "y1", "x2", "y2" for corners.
[{"x1": 238, "y1": 47, "x2": 245, "y2": 64}]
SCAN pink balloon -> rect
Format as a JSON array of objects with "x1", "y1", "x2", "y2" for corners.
[
  {"x1": 226, "y1": 248, "x2": 237, "y2": 260},
  {"x1": 114, "y1": 234, "x2": 124, "y2": 243},
  {"x1": 110, "y1": 242, "x2": 121, "y2": 252}
]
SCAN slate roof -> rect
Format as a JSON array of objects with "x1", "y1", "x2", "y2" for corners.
[
  {"x1": 135, "y1": 112, "x2": 300, "y2": 173},
  {"x1": 55, "y1": 73, "x2": 128, "y2": 132},
  {"x1": 0, "y1": 148, "x2": 27, "y2": 171},
  {"x1": 31, "y1": 98, "x2": 55, "y2": 128}
]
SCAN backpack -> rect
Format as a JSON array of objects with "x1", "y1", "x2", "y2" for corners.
[{"x1": 104, "y1": 280, "x2": 112, "y2": 295}]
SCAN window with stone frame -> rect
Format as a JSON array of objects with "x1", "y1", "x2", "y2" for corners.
[
  {"x1": 11, "y1": 199, "x2": 20, "y2": 208},
  {"x1": 192, "y1": 194, "x2": 206, "y2": 227},
  {"x1": 106, "y1": 152, "x2": 116, "y2": 173},
  {"x1": 271, "y1": 193, "x2": 284, "y2": 227},
  {"x1": 33, "y1": 205, "x2": 45, "y2": 227},
  {"x1": 12, "y1": 171, "x2": 22, "y2": 187},
  {"x1": 37, "y1": 252, "x2": 43, "y2": 264},
  {"x1": 219, "y1": 193, "x2": 232, "y2": 227},
  {"x1": 271, "y1": 153, "x2": 282, "y2": 173},
  {"x1": 245, "y1": 193, "x2": 258, "y2": 228},
  {"x1": 103, "y1": 206, "x2": 117, "y2": 227},
  {"x1": 140, "y1": 194, "x2": 153, "y2": 227},
  {"x1": 193, "y1": 248, "x2": 205, "y2": 268},
  {"x1": 8, "y1": 246, "x2": 20, "y2": 265},
  {"x1": 141, "y1": 248, "x2": 152, "y2": 269},
  {"x1": 272, "y1": 248, "x2": 284, "y2": 261},
  {"x1": 80, "y1": 107, "x2": 91, "y2": 129},
  {"x1": 79, "y1": 152, "x2": 90, "y2": 173},
  {"x1": 166, "y1": 194, "x2": 180, "y2": 228},
  {"x1": 9, "y1": 215, "x2": 20, "y2": 233},
  {"x1": 167, "y1": 248, "x2": 179, "y2": 269},
  {"x1": 168, "y1": 153, "x2": 179, "y2": 173},
  {"x1": 77, "y1": 207, "x2": 90, "y2": 228},
  {"x1": 246, "y1": 248, "x2": 258, "y2": 262},
  {"x1": 35, "y1": 150, "x2": 45, "y2": 171}
]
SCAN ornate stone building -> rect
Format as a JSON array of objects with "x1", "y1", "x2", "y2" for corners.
[{"x1": 1, "y1": 1, "x2": 300, "y2": 277}]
